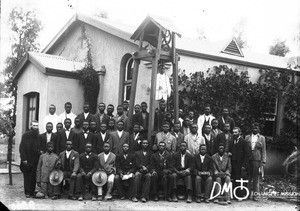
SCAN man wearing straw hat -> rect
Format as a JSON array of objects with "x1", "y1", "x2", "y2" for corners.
[
  {"x1": 36, "y1": 142, "x2": 61, "y2": 199},
  {"x1": 76, "y1": 143, "x2": 99, "y2": 201},
  {"x1": 97, "y1": 142, "x2": 116, "y2": 200}
]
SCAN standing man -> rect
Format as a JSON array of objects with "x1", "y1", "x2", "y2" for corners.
[
  {"x1": 215, "y1": 123, "x2": 233, "y2": 155},
  {"x1": 217, "y1": 108, "x2": 235, "y2": 132},
  {"x1": 212, "y1": 144, "x2": 232, "y2": 205},
  {"x1": 202, "y1": 124, "x2": 214, "y2": 156},
  {"x1": 106, "y1": 104, "x2": 115, "y2": 119},
  {"x1": 150, "y1": 142, "x2": 173, "y2": 201},
  {"x1": 123, "y1": 101, "x2": 129, "y2": 116},
  {"x1": 188, "y1": 111, "x2": 197, "y2": 125},
  {"x1": 154, "y1": 122, "x2": 176, "y2": 154},
  {"x1": 44, "y1": 104, "x2": 60, "y2": 133},
  {"x1": 59, "y1": 102, "x2": 77, "y2": 128},
  {"x1": 109, "y1": 120, "x2": 130, "y2": 155},
  {"x1": 114, "y1": 105, "x2": 128, "y2": 131},
  {"x1": 129, "y1": 123, "x2": 144, "y2": 153},
  {"x1": 93, "y1": 123, "x2": 110, "y2": 154},
  {"x1": 98, "y1": 142, "x2": 116, "y2": 200},
  {"x1": 171, "y1": 142, "x2": 194, "y2": 203},
  {"x1": 132, "y1": 102, "x2": 149, "y2": 137},
  {"x1": 94, "y1": 103, "x2": 110, "y2": 133},
  {"x1": 210, "y1": 119, "x2": 222, "y2": 141},
  {"x1": 154, "y1": 100, "x2": 167, "y2": 132},
  {"x1": 245, "y1": 123, "x2": 266, "y2": 201},
  {"x1": 184, "y1": 124, "x2": 205, "y2": 156},
  {"x1": 76, "y1": 143, "x2": 99, "y2": 201},
  {"x1": 56, "y1": 140, "x2": 79, "y2": 200},
  {"x1": 114, "y1": 143, "x2": 136, "y2": 200},
  {"x1": 73, "y1": 121, "x2": 95, "y2": 154},
  {"x1": 39, "y1": 122, "x2": 57, "y2": 154},
  {"x1": 71, "y1": 117, "x2": 83, "y2": 134},
  {"x1": 230, "y1": 127, "x2": 250, "y2": 200},
  {"x1": 171, "y1": 121, "x2": 185, "y2": 151},
  {"x1": 56, "y1": 118, "x2": 77, "y2": 154},
  {"x1": 134, "y1": 104, "x2": 141, "y2": 114},
  {"x1": 19, "y1": 120, "x2": 40, "y2": 198},
  {"x1": 133, "y1": 139, "x2": 152, "y2": 203},
  {"x1": 194, "y1": 144, "x2": 214, "y2": 203},
  {"x1": 197, "y1": 106, "x2": 215, "y2": 135},
  {"x1": 76, "y1": 102, "x2": 94, "y2": 127}
]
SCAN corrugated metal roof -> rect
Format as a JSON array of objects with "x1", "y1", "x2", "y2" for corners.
[{"x1": 28, "y1": 52, "x2": 85, "y2": 71}]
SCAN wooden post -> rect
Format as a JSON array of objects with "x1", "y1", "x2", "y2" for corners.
[
  {"x1": 127, "y1": 32, "x2": 144, "y2": 131},
  {"x1": 147, "y1": 29, "x2": 163, "y2": 142},
  {"x1": 172, "y1": 32, "x2": 179, "y2": 122}
]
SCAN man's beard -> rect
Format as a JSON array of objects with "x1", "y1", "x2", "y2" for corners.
[{"x1": 31, "y1": 128, "x2": 39, "y2": 136}]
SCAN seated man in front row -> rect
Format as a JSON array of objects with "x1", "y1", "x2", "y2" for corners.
[
  {"x1": 194, "y1": 144, "x2": 214, "y2": 203},
  {"x1": 212, "y1": 143, "x2": 232, "y2": 205},
  {"x1": 171, "y1": 142, "x2": 194, "y2": 203},
  {"x1": 56, "y1": 140, "x2": 79, "y2": 200},
  {"x1": 150, "y1": 141, "x2": 173, "y2": 201},
  {"x1": 114, "y1": 143, "x2": 136, "y2": 200},
  {"x1": 76, "y1": 143, "x2": 99, "y2": 201}
]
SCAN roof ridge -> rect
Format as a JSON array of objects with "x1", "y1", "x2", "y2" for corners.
[{"x1": 29, "y1": 51, "x2": 84, "y2": 63}]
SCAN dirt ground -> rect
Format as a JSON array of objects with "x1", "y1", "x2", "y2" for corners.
[{"x1": 0, "y1": 173, "x2": 297, "y2": 211}]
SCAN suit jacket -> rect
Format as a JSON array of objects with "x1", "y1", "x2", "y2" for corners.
[
  {"x1": 197, "y1": 114, "x2": 215, "y2": 134},
  {"x1": 93, "y1": 132, "x2": 110, "y2": 154},
  {"x1": 73, "y1": 131, "x2": 95, "y2": 154},
  {"x1": 109, "y1": 130, "x2": 130, "y2": 155},
  {"x1": 245, "y1": 134, "x2": 266, "y2": 163},
  {"x1": 150, "y1": 151, "x2": 173, "y2": 173},
  {"x1": 56, "y1": 129, "x2": 77, "y2": 154},
  {"x1": 154, "y1": 110, "x2": 166, "y2": 132},
  {"x1": 39, "y1": 132, "x2": 57, "y2": 154},
  {"x1": 98, "y1": 152, "x2": 116, "y2": 175},
  {"x1": 171, "y1": 131, "x2": 185, "y2": 151},
  {"x1": 229, "y1": 137, "x2": 250, "y2": 168},
  {"x1": 36, "y1": 152, "x2": 59, "y2": 183},
  {"x1": 134, "y1": 150, "x2": 152, "y2": 172},
  {"x1": 113, "y1": 114, "x2": 128, "y2": 131},
  {"x1": 215, "y1": 132, "x2": 233, "y2": 154},
  {"x1": 129, "y1": 132, "x2": 145, "y2": 153},
  {"x1": 19, "y1": 130, "x2": 40, "y2": 165},
  {"x1": 155, "y1": 132, "x2": 177, "y2": 153},
  {"x1": 79, "y1": 152, "x2": 99, "y2": 174},
  {"x1": 172, "y1": 151, "x2": 194, "y2": 172},
  {"x1": 203, "y1": 134, "x2": 215, "y2": 156},
  {"x1": 212, "y1": 152, "x2": 231, "y2": 177},
  {"x1": 58, "y1": 149, "x2": 80, "y2": 173},
  {"x1": 217, "y1": 116, "x2": 235, "y2": 133},
  {"x1": 116, "y1": 153, "x2": 136, "y2": 174},
  {"x1": 194, "y1": 154, "x2": 214, "y2": 176},
  {"x1": 94, "y1": 113, "x2": 110, "y2": 133},
  {"x1": 132, "y1": 111, "x2": 149, "y2": 131},
  {"x1": 76, "y1": 112, "x2": 95, "y2": 127},
  {"x1": 210, "y1": 128, "x2": 222, "y2": 141}
]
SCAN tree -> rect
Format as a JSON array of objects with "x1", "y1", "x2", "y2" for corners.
[
  {"x1": 3, "y1": 7, "x2": 42, "y2": 185},
  {"x1": 269, "y1": 39, "x2": 290, "y2": 57},
  {"x1": 232, "y1": 17, "x2": 248, "y2": 49},
  {"x1": 196, "y1": 27, "x2": 207, "y2": 40}
]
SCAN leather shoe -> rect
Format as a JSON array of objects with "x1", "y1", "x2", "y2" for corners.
[
  {"x1": 120, "y1": 196, "x2": 126, "y2": 200},
  {"x1": 132, "y1": 197, "x2": 138, "y2": 202},
  {"x1": 205, "y1": 199, "x2": 210, "y2": 203},
  {"x1": 141, "y1": 197, "x2": 146, "y2": 203},
  {"x1": 51, "y1": 196, "x2": 58, "y2": 200},
  {"x1": 97, "y1": 195, "x2": 102, "y2": 201},
  {"x1": 172, "y1": 194, "x2": 178, "y2": 202},
  {"x1": 186, "y1": 195, "x2": 192, "y2": 203},
  {"x1": 92, "y1": 196, "x2": 96, "y2": 201},
  {"x1": 78, "y1": 195, "x2": 83, "y2": 201},
  {"x1": 105, "y1": 194, "x2": 112, "y2": 200},
  {"x1": 196, "y1": 197, "x2": 201, "y2": 203},
  {"x1": 153, "y1": 196, "x2": 158, "y2": 201},
  {"x1": 68, "y1": 195, "x2": 76, "y2": 200}
]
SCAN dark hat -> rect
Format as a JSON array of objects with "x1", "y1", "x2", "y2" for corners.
[
  {"x1": 92, "y1": 171, "x2": 107, "y2": 187},
  {"x1": 20, "y1": 162, "x2": 33, "y2": 173}
]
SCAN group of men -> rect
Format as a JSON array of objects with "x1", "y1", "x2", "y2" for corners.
[{"x1": 19, "y1": 100, "x2": 266, "y2": 204}]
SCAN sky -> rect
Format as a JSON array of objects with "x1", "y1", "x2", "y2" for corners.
[{"x1": 0, "y1": 0, "x2": 300, "y2": 73}]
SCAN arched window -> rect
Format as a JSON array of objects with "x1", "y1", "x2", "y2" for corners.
[{"x1": 119, "y1": 54, "x2": 134, "y2": 104}]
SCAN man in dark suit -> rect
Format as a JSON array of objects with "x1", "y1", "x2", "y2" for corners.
[
  {"x1": 134, "y1": 104, "x2": 141, "y2": 114},
  {"x1": 171, "y1": 121, "x2": 185, "y2": 151},
  {"x1": 114, "y1": 105, "x2": 128, "y2": 131},
  {"x1": 154, "y1": 100, "x2": 167, "y2": 132},
  {"x1": 171, "y1": 142, "x2": 194, "y2": 203},
  {"x1": 94, "y1": 102, "x2": 110, "y2": 133},
  {"x1": 71, "y1": 117, "x2": 83, "y2": 134},
  {"x1": 19, "y1": 120, "x2": 40, "y2": 198},
  {"x1": 73, "y1": 121, "x2": 95, "y2": 154},
  {"x1": 39, "y1": 122, "x2": 57, "y2": 154},
  {"x1": 150, "y1": 141, "x2": 173, "y2": 201},
  {"x1": 229, "y1": 127, "x2": 250, "y2": 200},
  {"x1": 245, "y1": 123, "x2": 266, "y2": 201},
  {"x1": 106, "y1": 104, "x2": 115, "y2": 119},
  {"x1": 129, "y1": 123, "x2": 144, "y2": 153},
  {"x1": 215, "y1": 123, "x2": 233, "y2": 154},
  {"x1": 93, "y1": 122, "x2": 110, "y2": 154},
  {"x1": 56, "y1": 118, "x2": 77, "y2": 154},
  {"x1": 114, "y1": 143, "x2": 136, "y2": 200},
  {"x1": 210, "y1": 119, "x2": 222, "y2": 141},
  {"x1": 132, "y1": 102, "x2": 149, "y2": 137},
  {"x1": 109, "y1": 120, "x2": 130, "y2": 155},
  {"x1": 217, "y1": 108, "x2": 235, "y2": 132},
  {"x1": 123, "y1": 100, "x2": 129, "y2": 116},
  {"x1": 56, "y1": 140, "x2": 79, "y2": 200},
  {"x1": 76, "y1": 143, "x2": 99, "y2": 201},
  {"x1": 132, "y1": 139, "x2": 152, "y2": 203},
  {"x1": 194, "y1": 144, "x2": 214, "y2": 203},
  {"x1": 203, "y1": 124, "x2": 215, "y2": 156},
  {"x1": 76, "y1": 102, "x2": 95, "y2": 127}
]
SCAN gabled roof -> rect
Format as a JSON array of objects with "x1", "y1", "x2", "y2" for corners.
[
  {"x1": 41, "y1": 13, "x2": 290, "y2": 71},
  {"x1": 13, "y1": 52, "x2": 85, "y2": 79},
  {"x1": 221, "y1": 38, "x2": 244, "y2": 57}
]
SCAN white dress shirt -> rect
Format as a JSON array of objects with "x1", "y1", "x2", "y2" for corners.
[
  {"x1": 66, "y1": 150, "x2": 71, "y2": 159},
  {"x1": 251, "y1": 134, "x2": 258, "y2": 150},
  {"x1": 104, "y1": 153, "x2": 109, "y2": 162}
]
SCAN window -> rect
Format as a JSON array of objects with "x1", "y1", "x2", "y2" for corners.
[
  {"x1": 119, "y1": 54, "x2": 134, "y2": 104},
  {"x1": 25, "y1": 92, "x2": 39, "y2": 131},
  {"x1": 263, "y1": 97, "x2": 278, "y2": 137}
]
